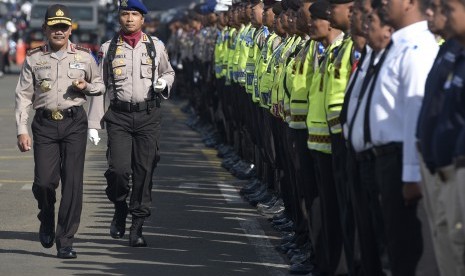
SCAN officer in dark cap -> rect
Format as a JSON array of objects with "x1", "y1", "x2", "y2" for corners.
[
  {"x1": 15, "y1": 4, "x2": 105, "y2": 258},
  {"x1": 87, "y1": 0, "x2": 175, "y2": 247}
]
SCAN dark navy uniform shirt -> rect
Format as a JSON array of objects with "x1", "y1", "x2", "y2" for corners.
[
  {"x1": 431, "y1": 42, "x2": 465, "y2": 168},
  {"x1": 416, "y1": 39, "x2": 462, "y2": 172}
]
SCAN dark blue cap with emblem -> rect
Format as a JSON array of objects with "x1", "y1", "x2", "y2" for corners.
[{"x1": 119, "y1": 0, "x2": 148, "y2": 15}]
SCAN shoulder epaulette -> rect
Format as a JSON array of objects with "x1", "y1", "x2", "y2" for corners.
[
  {"x1": 27, "y1": 46, "x2": 42, "y2": 56},
  {"x1": 75, "y1": 45, "x2": 91, "y2": 53}
]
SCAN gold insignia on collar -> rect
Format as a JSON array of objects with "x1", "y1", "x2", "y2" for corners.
[
  {"x1": 121, "y1": 0, "x2": 128, "y2": 7},
  {"x1": 74, "y1": 54, "x2": 82, "y2": 61},
  {"x1": 116, "y1": 47, "x2": 123, "y2": 54},
  {"x1": 56, "y1": 9, "x2": 64, "y2": 16}
]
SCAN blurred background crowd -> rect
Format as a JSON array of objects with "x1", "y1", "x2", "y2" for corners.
[{"x1": 0, "y1": 0, "x2": 194, "y2": 77}]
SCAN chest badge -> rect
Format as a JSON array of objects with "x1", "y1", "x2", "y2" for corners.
[
  {"x1": 116, "y1": 47, "x2": 123, "y2": 55},
  {"x1": 74, "y1": 54, "x2": 82, "y2": 62},
  {"x1": 114, "y1": 68, "x2": 123, "y2": 76}
]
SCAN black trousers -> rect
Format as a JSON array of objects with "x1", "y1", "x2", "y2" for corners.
[
  {"x1": 310, "y1": 150, "x2": 343, "y2": 275},
  {"x1": 330, "y1": 134, "x2": 357, "y2": 275},
  {"x1": 104, "y1": 106, "x2": 162, "y2": 218},
  {"x1": 286, "y1": 128, "x2": 318, "y2": 242},
  {"x1": 32, "y1": 106, "x2": 87, "y2": 249},
  {"x1": 373, "y1": 147, "x2": 423, "y2": 276},
  {"x1": 348, "y1": 149, "x2": 385, "y2": 276}
]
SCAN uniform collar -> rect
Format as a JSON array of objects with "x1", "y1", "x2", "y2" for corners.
[
  {"x1": 117, "y1": 32, "x2": 150, "y2": 49},
  {"x1": 43, "y1": 40, "x2": 73, "y2": 59}
]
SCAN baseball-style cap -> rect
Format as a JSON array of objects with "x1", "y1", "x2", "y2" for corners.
[
  {"x1": 309, "y1": 0, "x2": 331, "y2": 20},
  {"x1": 327, "y1": 0, "x2": 353, "y2": 4},
  {"x1": 45, "y1": 4, "x2": 72, "y2": 26}
]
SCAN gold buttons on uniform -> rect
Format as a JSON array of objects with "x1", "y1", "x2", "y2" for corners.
[{"x1": 114, "y1": 68, "x2": 122, "y2": 76}]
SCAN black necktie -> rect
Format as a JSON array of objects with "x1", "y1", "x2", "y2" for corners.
[
  {"x1": 347, "y1": 51, "x2": 377, "y2": 146},
  {"x1": 363, "y1": 41, "x2": 393, "y2": 144},
  {"x1": 340, "y1": 46, "x2": 367, "y2": 127}
]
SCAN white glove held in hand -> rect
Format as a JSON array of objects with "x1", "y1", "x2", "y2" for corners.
[
  {"x1": 88, "y1": 129, "x2": 100, "y2": 146},
  {"x1": 153, "y1": 78, "x2": 167, "y2": 92}
]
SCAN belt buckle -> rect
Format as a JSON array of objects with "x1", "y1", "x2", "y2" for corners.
[
  {"x1": 51, "y1": 110, "x2": 64, "y2": 121},
  {"x1": 130, "y1": 102, "x2": 138, "y2": 112}
]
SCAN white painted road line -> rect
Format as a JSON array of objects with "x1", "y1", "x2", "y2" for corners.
[
  {"x1": 21, "y1": 184, "x2": 32, "y2": 190},
  {"x1": 217, "y1": 181, "x2": 242, "y2": 203}
]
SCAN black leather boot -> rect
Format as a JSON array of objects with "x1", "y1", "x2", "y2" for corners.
[
  {"x1": 110, "y1": 201, "x2": 128, "y2": 239},
  {"x1": 129, "y1": 217, "x2": 147, "y2": 247}
]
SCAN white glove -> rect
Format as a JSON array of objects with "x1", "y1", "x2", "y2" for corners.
[
  {"x1": 153, "y1": 78, "x2": 167, "y2": 92},
  {"x1": 88, "y1": 129, "x2": 100, "y2": 146}
]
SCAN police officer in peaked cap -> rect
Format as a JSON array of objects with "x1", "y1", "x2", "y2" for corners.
[{"x1": 15, "y1": 4, "x2": 105, "y2": 258}]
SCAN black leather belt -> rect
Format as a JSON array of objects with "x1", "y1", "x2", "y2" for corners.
[
  {"x1": 355, "y1": 142, "x2": 402, "y2": 161},
  {"x1": 38, "y1": 106, "x2": 81, "y2": 121},
  {"x1": 110, "y1": 99, "x2": 156, "y2": 113}
]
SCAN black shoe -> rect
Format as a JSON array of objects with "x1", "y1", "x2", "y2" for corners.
[
  {"x1": 39, "y1": 228, "x2": 55, "y2": 249},
  {"x1": 110, "y1": 202, "x2": 128, "y2": 239},
  {"x1": 57, "y1": 247, "x2": 77, "y2": 259},
  {"x1": 129, "y1": 217, "x2": 147, "y2": 247},
  {"x1": 38, "y1": 210, "x2": 55, "y2": 249},
  {"x1": 289, "y1": 259, "x2": 318, "y2": 275}
]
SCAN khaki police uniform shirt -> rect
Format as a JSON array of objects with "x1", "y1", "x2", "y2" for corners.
[
  {"x1": 15, "y1": 41, "x2": 105, "y2": 136},
  {"x1": 87, "y1": 33, "x2": 175, "y2": 129}
]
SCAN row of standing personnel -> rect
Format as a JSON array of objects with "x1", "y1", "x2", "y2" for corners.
[{"x1": 168, "y1": 0, "x2": 465, "y2": 274}]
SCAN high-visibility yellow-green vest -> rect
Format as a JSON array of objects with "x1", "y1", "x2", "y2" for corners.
[
  {"x1": 252, "y1": 31, "x2": 275, "y2": 104},
  {"x1": 325, "y1": 36, "x2": 354, "y2": 134},
  {"x1": 307, "y1": 37, "x2": 343, "y2": 154},
  {"x1": 269, "y1": 36, "x2": 296, "y2": 117},
  {"x1": 215, "y1": 27, "x2": 227, "y2": 79},
  {"x1": 221, "y1": 28, "x2": 234, "y2": 81},
  {"x1": 246, "y1": 26, "x2": 268, "y2": 95},
  {"x1": 231, "y1": 24, "x2": 248, "y2": 84},
  {"x1": 274, "y1": 35, "x2": 302, "y2": 119},
  {"x1": 288, "y1": 40, "x2": 320, "y2": 129},
  {"x1": 237, "y1": 25, "x2": 254, "y2": 86},
  {"x1": 225, "y1": 28, "x2": 238, "y2": 85},
  {"x1": 257, "y1": 34, "x2": 283, "y2": 108},
  {"x1": 283, "y1": 38, "x2": 310, "y2": 123}
]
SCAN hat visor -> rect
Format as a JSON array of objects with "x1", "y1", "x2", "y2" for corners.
[{"x1": 47, "y1": 19, "x2": 72, "y2": 26}]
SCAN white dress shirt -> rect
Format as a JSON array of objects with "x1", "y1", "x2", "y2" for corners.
[
  {"x1": 348, "y1": 49, "x2": 388, "y2": 153},
  {"x1": 369, "y1": 21, "x2": 439, "y2": 182},
  {"x1": 343, "y1": 46, "x2": 372, "y2": 141}
]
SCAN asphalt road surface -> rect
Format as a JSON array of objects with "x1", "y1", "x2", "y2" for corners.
[{"x1": 0, "y1": 71, "x2": 439, "y2": 276}]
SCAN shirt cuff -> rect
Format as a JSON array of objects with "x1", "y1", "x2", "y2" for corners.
[
  {"x1": 88, "y1": 120, "x2": 103, "y2": 130},
  {"x1": 17, "y1": 125, "x2": 29, "y2": 136},
  {"x1": 402, "y1": 164, "x2": 422, "y2": 183}
]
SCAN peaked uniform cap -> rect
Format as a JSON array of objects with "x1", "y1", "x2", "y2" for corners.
[{"x1": 45, "y1": 4, "x2": 72, "y2": 26}]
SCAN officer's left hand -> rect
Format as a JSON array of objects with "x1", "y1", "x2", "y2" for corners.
[
  {"x1": 72, "y1": 79, "x2": 88, "y2": 91},
  {"x1": 402, "y1": 182, "x2": 422, "y2": 206},
  {"x1": 153, "y1": 78, "x2": 167, "y2": 92}
]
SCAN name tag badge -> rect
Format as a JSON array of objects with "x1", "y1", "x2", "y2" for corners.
[{"x1": 69, "y1": 62, "x2": 86, "y2": 70}]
